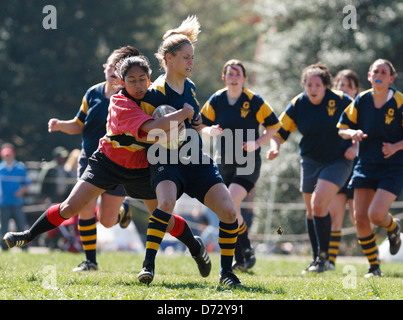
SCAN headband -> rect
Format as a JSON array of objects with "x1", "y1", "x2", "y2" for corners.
[{"x1": 169, "y1": 40, "x2": 191, "y2": 54}]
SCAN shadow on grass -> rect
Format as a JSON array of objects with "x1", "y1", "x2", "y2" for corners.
[{"x1": 148, "y1": 280, "x2": 286, "y2": 295}]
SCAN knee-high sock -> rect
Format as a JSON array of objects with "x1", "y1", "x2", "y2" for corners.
[
  {"x1": 78, "y1": 217, "x2": 97, "y2": 263},
  {"x1": 328, "y1": 230, "x2": 342, "y2": 265},
  {"x1": 358, "y1": 233, "x2": 379, "y2": 267},
  {"x1": 313, "y1": 213, "x2": 332, "y2": 254},
  {"x1": 169, "y1": 215, "x2": 200, "y2": 256},
  {"x1": 28, "y1": 204, "x2": 66, "y2": 242},
  {"x1": 218, "y1": 220, "x2": 239, "y2": 273},
  {"x1": 306, "y1": 216, "x2": 318, "y2": 260},
  {"x1": 144, "y1": 209, "x2": 171, "y2": 266}
]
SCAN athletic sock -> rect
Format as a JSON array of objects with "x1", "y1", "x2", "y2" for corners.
[
  {"x1": 78, "y1": 217, "x2": 97, "y2": 264},
  {"x1": 169, "y1": 214, "x2": 200, "y2": 256},
  {"x1": 329, "y1": 230, "x2": 342, "y2": 265},
  {"x1": 313, "y1": 213, "x2": 332, "y2": 254},
  {"x1": 144, "y1": 209, "x2": 171, "y2": 266},
  {"x1": 358, "y1": 233, "x2": 379, "y2": 267},
  {"x1": 385, "y1": 213, "x2": 397, "y2": 232},
  {"x1": 218, "y1": 220, "x2": 239, "y2": 273},
  {"x1": 28, "y1": 204, "x2": 66, "y2": 242},
  {"x1": 238, "y1": 221, "x2": 252, "y2": 249},
  {"x1": 306, "y1": 216, "x2": 318, "y2": 260},
  {"x1": 234, "y1": 241, "x2": 244, "y2": 263}
]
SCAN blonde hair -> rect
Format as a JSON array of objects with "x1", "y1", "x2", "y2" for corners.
[{"x1": 155, "y1": 15, "x2": 200, "y2": 70}]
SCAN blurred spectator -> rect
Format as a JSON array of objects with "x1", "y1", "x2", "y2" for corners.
[
  {"x1": 38, "y1": 146, "x2": 71, "y2": 203},
  {"x1": 0, "y1": 143, "x2": 30, "y2": 250}
]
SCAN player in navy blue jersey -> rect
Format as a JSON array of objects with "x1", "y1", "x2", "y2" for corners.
[
  {"x1": 138, "y1": 16, "x2": 242, "y2": 287},
  {"x1": 268, "y1": 62, "x2": 354, "y2": 273},
  {"x1": 338, "y1": 59, "x2": 402, "y2": 277},
  {"x1": 47, "y1": 46, "x2": 140, "y2": 271},
  {"x1": 201, "y1": 59, "x2": 281, "y2": 271},
  {"x1": 327, "y1": 69, "x2": 360, "y2": 268}
]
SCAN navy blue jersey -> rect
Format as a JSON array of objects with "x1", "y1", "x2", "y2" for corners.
[
  {"x1": 201, "y1": 87, "x2": 280, "y2": 160},
  {"x1": 140, "y1": 75, "x2": 203, "y2": 164},
  {"x1": 74, "y1": 82, "x2": 110, "y2": 156},
  {"x1": 277, "y1": 89, "x2": 352, "y2": 163},
  {"x1": 337, "y1": 88, "x2": 403, "y2": 165}
]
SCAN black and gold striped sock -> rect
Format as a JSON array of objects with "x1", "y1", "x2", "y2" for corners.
[
  {"x1": 358, "y1": 232, "x2": 379, "y2": 268},
  {"x1": 144, "y1": 209, "x2": 171, "y2": 266},
  {"x1": 78, "y1": 217, "x2": 97, "y2": 263},
  {"x1": 219, "y1": 220, "x2": 239, "y2": 273},
  {"x1": 328, "y1": 230, "x2": 342, "y2": 265},
  {"x1": 385, "y1": 213, "x2": 397, "y2": 232}
]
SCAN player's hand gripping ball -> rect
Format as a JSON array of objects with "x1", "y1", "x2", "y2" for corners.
[{"x1": 152, "y1": 105, "x2": 186, "y2": 149}]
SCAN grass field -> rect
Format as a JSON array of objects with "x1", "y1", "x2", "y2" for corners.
[{"x1": 0, "y1": 249, "x2": 402, "y2": 303}]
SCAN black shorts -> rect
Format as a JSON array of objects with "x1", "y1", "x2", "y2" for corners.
[
  {"x1": 78, "y1": 149, "x2": 126, "y2": 197},
  {"x1": 217, "y1": 156, "x2": 261, "y2": 193},
  {"x1": 150, "y1": 159, "x2": 223, "y2": 203},
  {"x1": 81, "y1": 151, "x2": 156, "y2": 200}
]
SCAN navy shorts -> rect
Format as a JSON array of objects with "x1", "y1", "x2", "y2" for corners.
[
  {"x1": 78, "y1": 149, "x2": 126, "y2": 197},
  {"x1": 150, "y1": 159, "x2": 223, "y2": 203},
  {"x1": 81, "y1": 151, "x2": 155, "y2": 200},
  {"x1": 217, "y1": 156, "x2": 261, "y2": 193},
  {"x1": 350, "y1": 161, "x2": 403, "y2": 197},
  {"x1": 300, "y1": 156, "x2": 354, "y2": 194}
]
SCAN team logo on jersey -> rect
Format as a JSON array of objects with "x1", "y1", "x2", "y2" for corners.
[
  {"x1": 240, "y1": 102, "x2": 250, "y2": 118},
  {"x1": 158, "y1": 166, "x2": 164, "y2": 172},
  {"x1": 327, "y1": 100, "x2": 336, "y2": 116},
  {"x1": 385, "y1": 108, "x2": 394, "y2": 125},
  {"x1": 87, "y1": 173, "x2": 94, "y2": 179}
]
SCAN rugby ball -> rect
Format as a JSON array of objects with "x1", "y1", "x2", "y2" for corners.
[{"x1": 152, "y1": 104, "x2": 186, "y2": 149}]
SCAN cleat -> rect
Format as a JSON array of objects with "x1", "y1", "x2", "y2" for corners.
[
  {"x1": 308, "y1": 251, "x2": 329, "y2": 273},
  {"x1": 192, "y1": 236, "x2": 211, "y2": 277},
  {"x1": 219, "y1": 271, "x2": 243, "y2": 287},
  {"x1": 364, "y1": 265, "x2": 382, "y2": 278},
  {"x1": 119, "y1": 199, "x2": 132, "y2": 229},
  {"x1": 73, "y1": 260, "x2": 98, "y2": 272},
  {"x1": 243, "y1": 247, "x2": 256, "y2": 270},
  {"x1": 232, "y1": 260, "x2": 246, "y2": 272},
  {"x1": 138, "y1": 261, "x2": 154, "y2": 285},
  {"x1": 3, "y1": 231, "x2": 31, "y2": 249},
  {"x1": 388, "y1": 219, "x2": 401, "y2": 255},
  {"x1": 301, "y1": 259, "x2": 317, "y2": 275}
]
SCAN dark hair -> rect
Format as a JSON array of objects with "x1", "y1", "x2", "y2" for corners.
[
  {"x1": 369, "y1": 59, "x2": 397, "y2": 77},
  {"x1": 301, "y1": 62, "x2": 332, "y2": 88},
  {"x1": 106, "y1": 46, "x2": 141, "y2": 68},
  {"x1": 332, "y1": 69, "x2": 360, "y2": 93},
  {"x1": 117, "y1": 55, "x2": 152, "y2": 80},
  {"x1": 222, "y1": 59, "x2": 246, "y2": 77}
]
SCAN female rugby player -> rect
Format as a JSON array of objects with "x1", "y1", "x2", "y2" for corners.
[
  {"x1": 138, "y1": 16, "x2": 242, "y2": 287},
  {"x1": 337, "y1": 59, "x2": 402, "y2": 277},
  {"x1": 268, "y1": 62, "x2": 353, "y2": 273},
  {"x1": 201, "y1": 59, "x2": 280, "y2": 271}
]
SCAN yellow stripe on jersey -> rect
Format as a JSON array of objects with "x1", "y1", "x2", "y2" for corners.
[
  {"x1": 140, "y1": 101, "x2": 157, "y2": 116},
  {"x1": 394, "y1": 90, "x2": 403, "y2": 111},
  {"x1": 339, "y1": 102, "x2": 357, "y2": 127},
  {"x1": 74, "y1": 116, "x2": 84, "y2": 127},
  {"x1": 200, "y1": 102, "x2": 216, "y2": 122},
  {"x1": 79, "y1": 96, "x2": 89, "y2": 115}
]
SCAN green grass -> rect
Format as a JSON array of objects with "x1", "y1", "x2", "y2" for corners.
[{"x1": 0, "y1": 250, "x2": 402, "y2": 300}]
